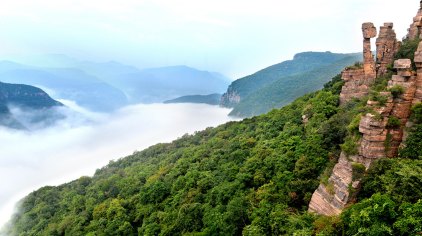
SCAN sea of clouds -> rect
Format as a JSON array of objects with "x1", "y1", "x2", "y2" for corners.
[{"x1": 0, "y1": 101, "x2": 235, "y2": 231}]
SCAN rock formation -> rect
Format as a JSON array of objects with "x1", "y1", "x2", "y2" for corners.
[
  {"x1": 340, "y1": 22, "x2": 399, "y2": 105},
  {"x1": 309, "y1": 57, "x2": 418, "y2": 216},
  {"x1": 362, "y1": 23, "x2": 377, "y2": 78},
  {"x1": 407, "y1": 1, "x2": 422, "y2": 40},
  {"x1": 339, "y1": 23, "x2": 377, "y2": 104},
  {"x1": 309, "y1": 4, "x2": 422, "y2": 214},
  {"x1": 376, "y1": 23, "x2": 399, "y2": 77}
]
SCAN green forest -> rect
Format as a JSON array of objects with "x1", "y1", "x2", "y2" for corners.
[
  {"x1": 4, "y1": 41, "x2": 422, "y2": 235},
  {"x1": 221, "y1": 52, "x2": 361, "y2": 117}
]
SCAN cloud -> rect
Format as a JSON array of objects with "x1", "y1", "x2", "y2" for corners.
[{"x1": 0, "y1": 102, "x2": 235, "y2": 229}]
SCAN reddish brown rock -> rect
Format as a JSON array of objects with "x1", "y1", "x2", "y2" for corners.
[
  {"x1": 407, "y1": 1, "x2": 422, "y2": 40},
  {"x1": 308, "y1": 154, "x2": 353, "y2": 216},
  {"x1": 376, "y1": 23, "x2": 398, "y2": 77}
]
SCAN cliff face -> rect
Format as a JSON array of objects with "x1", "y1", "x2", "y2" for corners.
[{"x1": 309, "y1": 3, "x2": 422, "y2": 216}]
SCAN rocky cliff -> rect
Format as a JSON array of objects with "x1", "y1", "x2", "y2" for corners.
[{"x1": 309, "y1": 2, "x2": 422, "y2": 216}]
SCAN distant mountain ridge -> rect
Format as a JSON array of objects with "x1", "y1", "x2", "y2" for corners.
[
  {"x1": 221, "y1": 51, "x2": 361, "y2": 117},
  {"x1": 0, "y1": 55, "x2": 231, "y2": 110},
  {"x1": 164, "y1": 93, "x2": 222, "y2": 105}
]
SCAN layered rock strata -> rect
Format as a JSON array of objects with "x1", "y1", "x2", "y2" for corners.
[
  {"x1": 407, "y1": 1, "x2": 422, "y2": 40},
  {"x1": 340, "y1": 23, "x2": 377, "y2": 104},
  {"x1": 376, "y1": 23, "x2": 399, "y2": 77},
  {"x1": 309, "y1": 58, "x2": 418, "y2": 216}
]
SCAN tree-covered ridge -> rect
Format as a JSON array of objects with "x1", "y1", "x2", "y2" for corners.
[
  {"x1": 0, "y1": 81, "x2": 62, "y2": 129},
  {"x1": 6, "y1": 75, "x2": 347, "y2": 235},
  {"x1": 221, "y1": 51, "x2": 361, "y2": 117}
]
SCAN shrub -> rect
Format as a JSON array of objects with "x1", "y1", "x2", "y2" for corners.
[
  {"x1": 369, "y1": 91, "x2": 388, "y2": 106},
  {"x1": 352, "y1": 163, "x2": 366, "y2": 181},
  {"x1": 346, "y1": 62, "x2": 363, "y2": 70},
  {"x1": 341, "y1": 136, "x2": 359, "y2": 156},
  {"x1": 410, "y1": 103, "x2": 422, "y2": 124},
  {"x1": 387, "y1": 116, "x2": 401, "y2": 129},
  {"x1": 389, "y1": 85, "x2": 405, "y2": 99},
  {"x1": 347, "y1": 114, "x2": 362, "y2": 135}
]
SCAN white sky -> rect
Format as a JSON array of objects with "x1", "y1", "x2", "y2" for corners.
[{"x1": 0, "y1": 0, "x2": 418, "y2": 78}]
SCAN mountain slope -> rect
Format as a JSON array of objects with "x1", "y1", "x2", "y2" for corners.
[
  {"x1": 5, "y1": 66, "x2": 422, "y2": 235},
  {"x1": 221, "y1": 51, "x2": 361, "y2": 117},
  {"x1": 4, "y1": 75, "x2": 347, "y2": 235},
  {"x1": 230, "y1": 56, "x2": 360, "y2": 117},
  {"x1": 0, "y1": 81, "x2": 62, "y2": 129}
]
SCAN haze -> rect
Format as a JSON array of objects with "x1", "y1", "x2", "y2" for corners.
[
  {"x1": 0, "y1": 0, "x2": 417, "y2": 79},
  {"x1": 0, "y1": 102, "x2": 235, "y2": 228}
]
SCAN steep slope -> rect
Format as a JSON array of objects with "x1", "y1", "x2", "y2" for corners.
[
  {"x1": 230, "y1": 56, "x2": 360, "y2": 117},
  {"x1": 164, "y1": 93, "x2": 222, "y2": 105},
  {"x1": 221, "y1": 51, "x2": 361, "y2": 109}
]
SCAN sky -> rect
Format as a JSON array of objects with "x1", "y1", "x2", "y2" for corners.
[
  {"x1": 0, "y1": 0, "x2": 418, "y2": 79},
  {"x1": 0, "y1": 102, "x2": 235, "y2": 230}
]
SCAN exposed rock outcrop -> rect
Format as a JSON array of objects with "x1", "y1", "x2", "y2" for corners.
[
  {"x1": 407, "y1": 1, "x2": 422, "y2": 40},
  {"x1": 339, "y1": 23, "x2": 377, "y2": 105},
  {"x1": 376, "y1": 23, "x2": 399, "y2": 77},
  {"x1": 340, "y1": 22, "x2": 399, "y2": 105},
  {"x1": 220, "y1": 88, "x2": 241, "y2": 107},
  {"x1": 310, "y1": 57, "x2": 419, "y2": 216}
]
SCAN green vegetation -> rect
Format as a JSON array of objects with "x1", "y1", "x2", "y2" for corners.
[
  {"x1": 351, "y1": 163, "x2": 366, "y2": 181},
  {"x1": 394, "y1": 38, "x2": 421, "y2": 70},
  {"x1": 369, "y1": 91, "x2": 388, "y2": 106},
  {"x1": 387, "y1": 116, "x2": 401, "y2": 129},
  {"x1": 221, "y1": 51, "x2": 361, "y2": 117},
  {"x1": 389, "y1": 85, "x2": 405, "y2": 99},
  {"x1": 345, "y1": 61, "x2": 363, "y2": 70},
  {"x1": 6, "y1": 75, "x2": 349, "y2": 235},
  {"x1": 6, "y1": 56, "x2": 422, "y2": 235},
  {"x1": 163, "y1": 94, "x2": 222, "y2": 105}
]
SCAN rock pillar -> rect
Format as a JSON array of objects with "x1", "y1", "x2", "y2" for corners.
[
  {"x1": 376, "y1": 23, "x2": 398, "y2": 77},
  {"x1": 362, "y1": 23, "x2": 377, "y2": 78}
]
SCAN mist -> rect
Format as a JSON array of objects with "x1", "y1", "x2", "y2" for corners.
[{"x1": 0, "y1": 102, "x2": 235, "y2": 230}]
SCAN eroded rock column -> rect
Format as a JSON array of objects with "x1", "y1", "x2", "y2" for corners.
[
  {"x1": 340, "y1": 23, "x2": 377, "y2": 105},
  {"x1": 376, "y1": 23, "x2": 399, "y2": 77},
  {"x1": 407, "y1": 1, "x2": 422, "y2": 40},
  {"x1": 363, "y1": 23, "x2": 377, "y2": 78}
]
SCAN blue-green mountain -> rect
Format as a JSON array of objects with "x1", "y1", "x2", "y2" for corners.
[{"x1": 221, "y1": 51, "x2": 361, "y2": 117}]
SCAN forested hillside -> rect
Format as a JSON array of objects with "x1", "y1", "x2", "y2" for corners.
[
  {"x1": 5, "y1": 62, "x2": 422, "y2": 235},
  {"x1": 0, "y1": 82, "x2": 62, "y2": 129},
  {"x1": 221, "y1": 51, "x2": 361, "y2": 117}
]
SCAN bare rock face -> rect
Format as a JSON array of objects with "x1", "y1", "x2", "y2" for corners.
[
  {"x1": 310, "y1": 4, "x2": 422, "y2": 216},
  {"x1": 339, "y1": 23, "x2": 378, "y2": 105},
  {"x1": 363, "y1": 23, "x2": 377, "y2": 78},
  {"x1": 308, "y1": 154, "x2": 353, "y2": 216},
  {"x1": 413, "y1": 42, "x2": 422, "y2": 104},
  {"x1": 220, "y1": 89, "x2": 241, "y2": 107},
  {"x1": 339, "y1": 69, "x2": 370, "y2": 104},
  {"x1": 310, "y1": 59, "x2": 419, "y2": 216},
  {"x1": 376, "y1": 23, "x2": 398, "y2": 77},
  {"x1": 407, "y1": 1, "x2": 422, "y2": 40}
]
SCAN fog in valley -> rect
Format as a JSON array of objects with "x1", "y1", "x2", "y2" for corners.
[{"x1": 0, "y1": 101, "x2": 235, "y2": 228}]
